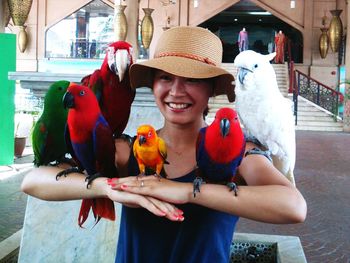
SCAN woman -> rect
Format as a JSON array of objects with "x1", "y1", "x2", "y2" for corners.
[{"x1": 22, "y1": 26, "x2": 306, "y2": 263}]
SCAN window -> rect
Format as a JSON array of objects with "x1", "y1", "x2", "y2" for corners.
[{"x1": 45, "y1": 0, "x2": 114, "y2": 59}]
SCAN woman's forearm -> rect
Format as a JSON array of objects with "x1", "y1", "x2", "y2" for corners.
[
  {"x1": 21, "y1": 166, "x2": 107, "y2": 201},
  {"x1": 189, "y1": 183, "x2": 307, "y2": 224}
]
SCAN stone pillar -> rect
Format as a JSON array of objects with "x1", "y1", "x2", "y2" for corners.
[
  {"x1": 179, "y1": 0, "x2": 189, "y2": 26},
  {"x1": 303, "y1": 0, "x2": 313, "y2": 66},
  {"x1": 344, "y1": 1, "x2": 350, "y2": 132},
  {"x1": 124, "y1": 0, "x2": 139, "y2": 60}
]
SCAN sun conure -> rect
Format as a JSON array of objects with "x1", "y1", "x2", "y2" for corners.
[{"x1": 133, "y1": 125, "x2": 169, "y2": 178}]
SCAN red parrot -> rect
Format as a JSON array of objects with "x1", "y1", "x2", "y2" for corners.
[
  {"x1": 57, "y1": 83, "x2": 117, "y2": 227},
  {"x1": 82, "y1": 41, "x2": 135, "y2": 138},
  {"x1": 133, "y1": 125, "x2": 169, "y2": 178},
  {"x1": 194, "y1": 107, "x2": 246, "y2": 197}
]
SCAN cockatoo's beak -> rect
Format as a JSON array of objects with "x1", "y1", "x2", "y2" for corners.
[{"x1": 237, "y1": 68, "x2": 252, "y2": 85}]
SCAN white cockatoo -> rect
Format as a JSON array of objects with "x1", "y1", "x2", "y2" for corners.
[{"x1": 233, "y1": 50, "x2": 296, "y2": 185}]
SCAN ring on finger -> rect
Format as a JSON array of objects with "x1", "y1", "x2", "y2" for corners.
[{"x1": 140, "y1": 180, "x2": 144, "y2": 187}]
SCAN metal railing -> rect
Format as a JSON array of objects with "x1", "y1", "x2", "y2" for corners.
[{"x1": 290, "y1": 63, "x2": 344, "y2": 125}]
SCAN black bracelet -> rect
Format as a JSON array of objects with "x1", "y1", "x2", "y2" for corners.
[{"x1": 245, "y1": 147, "x2": 273, "y2": 162}]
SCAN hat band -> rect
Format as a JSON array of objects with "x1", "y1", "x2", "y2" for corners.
[{"x1": 155, "y1": 51, "x2": 217, "y2": 66}]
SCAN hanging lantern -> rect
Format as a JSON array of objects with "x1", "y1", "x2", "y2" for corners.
[
  {"x1": 114, "y1": 5, "x2": 127, "y2": 41},
  {"x1": 3, "y1": 0, "x2": 11, "y2": 27},
  {"x1": 7, "y1": 0, "x2": 33, "y2": 53},
  {"x1": 319, "y1": 28, "x2": 329, "y2": 59},
  {"x1": 328, "y1": 9, "x2": 343, "y2": 52},
  {"x1": 17, "y1": 25, "x2": 28, "y2": 52},
  {"x1": 141, "y1": 8, "x2": 154, "y2": 49}
]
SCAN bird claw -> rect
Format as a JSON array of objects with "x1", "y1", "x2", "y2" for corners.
[
  {"x1": 154, "y1": 173, "x2": 162, "y2": 181},
  {"x1": 227, "y1": 182, "x2": 238, "y2": 196},
  {"x1": 85, "y1": 172, "x2": 101, "y2": 189},
  {"x1": 193, "y1": 177, "x2": 205, "y2": 198},
  {"x1": 56, "y1": 167, "x2": 82, "y2": 181}
]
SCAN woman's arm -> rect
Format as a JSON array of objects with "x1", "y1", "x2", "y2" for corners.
[
  {"x1": 111, "y1": 143, "x2": 307, "y2": 224},
  {"x1": 189, "y1": 153, "x2": 307, "y2": 224},
  {"x1": 21, "y1": 139, "x2": 184, "y2": 221}
]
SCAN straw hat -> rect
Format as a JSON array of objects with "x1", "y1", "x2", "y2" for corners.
[{"x1": 129, "y1": 26, "x2": 235, "y2": 102}]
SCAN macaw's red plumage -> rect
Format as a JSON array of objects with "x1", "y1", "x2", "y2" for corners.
[
  {"x1": 194, "y1": 107, "x2": 246, "y2": 197},
  {"x1": 133, "y1": 125, "x2": 169, "y2": 178},
  {"x1": 82, "y1": 41, "x2": 135, "y2": 138},
  {"x1": 59, "y1": 83, "x2": 117, "y2": 227}
]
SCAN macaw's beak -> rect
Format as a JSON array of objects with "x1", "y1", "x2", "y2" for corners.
[
  {"x1": 237, "y1": 68, "x2": 252, "y2": 85},
  {"x1": 114, "y1": 49, "x2": 129, "y2": 82},
  {"x1": 63, "y1": 91, "x2": 74, "y2": 109},
  {"x1": 138, "y1": 135, "x2": 146, "y2": 146},
  {"x1": 220, "y1": 118, "x2": 230, "y2": 137}
]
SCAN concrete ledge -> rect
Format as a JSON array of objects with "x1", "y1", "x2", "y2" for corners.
[
  {"x1": 232, "y1": 232, "x2": 307, "y2": 263},
  {"x1": 0, "y1": 230, "x2": 22, "y2": 262}
]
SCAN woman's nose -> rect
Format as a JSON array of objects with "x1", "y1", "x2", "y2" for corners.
[{"x1": 169, "y1": 79, "x2": 186, "y2": 96}]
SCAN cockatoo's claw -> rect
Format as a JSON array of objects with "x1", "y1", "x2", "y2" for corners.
[
  {"x1": 86, "y1": 172, "x2": 101, "y2": 189},
  {"x1": 56, "y1": 167, "x2": 82, "y2": 180},
  {"x1": 193, "y1": 177, "x2": 205, "y2": 198},
  {"x1": 227, "y1": 182, "x2": 238, "y2": 196}
]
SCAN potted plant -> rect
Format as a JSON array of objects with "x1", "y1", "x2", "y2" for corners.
[{"x1": 14, "y1": 111, "x2": 35, "y2": 157}]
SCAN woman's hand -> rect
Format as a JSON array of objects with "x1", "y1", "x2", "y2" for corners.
[
  {"x1": 108, "y1": 176, "x2": 193, "y2": 205},
  {"x1": 104, "y1": 178, "x2": 184, "y2": 222}
]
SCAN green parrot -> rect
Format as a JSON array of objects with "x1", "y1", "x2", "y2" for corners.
[{"x1": 32, "y1": 80, "x2": 71, "y2": 166}]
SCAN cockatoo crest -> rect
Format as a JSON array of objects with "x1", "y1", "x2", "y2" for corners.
[{"x1": 234, "y1": 51, "x2": 277, "y2": 92}]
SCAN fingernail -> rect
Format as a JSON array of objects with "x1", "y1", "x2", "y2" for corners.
[
  {"x1": 177, "y1": 209, "x2": 183, "y2": 215},
  {"x1": 121, "y1": 184, "x2": 127, "y2": 189},
  {"x1": 178, "y1": 215, "x2": 184, "y2": 221}
]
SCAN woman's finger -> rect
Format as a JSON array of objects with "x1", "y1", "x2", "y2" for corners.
[{"x1": 145, "y1": 196, "x2": 184, "y2": 221}]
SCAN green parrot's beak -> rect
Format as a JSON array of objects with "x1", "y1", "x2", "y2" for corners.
[
  {"x1": 62, "y1": 91, "x2": 74, "y2": 109},
  {"x1": 220, "y1": 118, "x2": 230, "y2": 137},
  {"x1": 139, "y1": 135, "x2": 146, "y2": 146}
]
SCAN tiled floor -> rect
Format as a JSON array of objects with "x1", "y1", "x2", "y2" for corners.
[
  {"x1": 236, "y1": 131, "x2": 350, "y2": 263},
  {"x1": 1, "y1": 131, "x2": 350, "y2": 262}
]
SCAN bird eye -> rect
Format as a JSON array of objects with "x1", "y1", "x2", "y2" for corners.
[
  {"x1": 254, "y1": 64, "x2": 258, "y2": 68},
  {"x1": 148, "y1": 131, "x2": 152, "y2": 137},
  {"x1": 79, "y1": 90, "x2": 85, "y2": 96}
]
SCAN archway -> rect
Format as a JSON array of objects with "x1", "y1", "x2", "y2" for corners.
[{"x1": 199, "y1": 1, "x2": 303, "y2": 63}]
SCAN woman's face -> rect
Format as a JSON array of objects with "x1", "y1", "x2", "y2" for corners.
[{"x1": 153, "y1": 70, "x2": 213, "y2": 125}]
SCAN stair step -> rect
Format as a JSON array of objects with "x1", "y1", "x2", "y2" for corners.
[{"x1": 296, "y1": 125, "x2": 343, "y2": 132}]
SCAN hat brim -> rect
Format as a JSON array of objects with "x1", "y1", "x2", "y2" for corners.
[{"x1": 129, "y1": 56, "x2": 235, "y2": 102}]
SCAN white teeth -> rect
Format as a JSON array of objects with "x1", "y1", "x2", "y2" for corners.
[{"x1": 168, "y1": 103, "x2": 189, "y2": 109}]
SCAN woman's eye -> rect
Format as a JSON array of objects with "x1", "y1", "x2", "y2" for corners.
[
  {"x1": 159, "y1": 74, "x2": 172, "y2": 81},
  {"x1": 187, "y1": 78, "x2": 201, "y2": 83}
]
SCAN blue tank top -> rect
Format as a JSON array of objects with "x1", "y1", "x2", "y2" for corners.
[{"x1": 115, "y1": 152, "x2": 239, "y2": 263}]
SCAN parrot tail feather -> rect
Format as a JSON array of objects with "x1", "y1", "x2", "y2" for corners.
[{"x1": 78, "y1": 198, "x2": 115, "y2": 228}]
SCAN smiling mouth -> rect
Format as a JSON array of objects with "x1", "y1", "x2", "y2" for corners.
[{"x1": 167, "y1": 103, "x2": 191, "y2": 109}]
